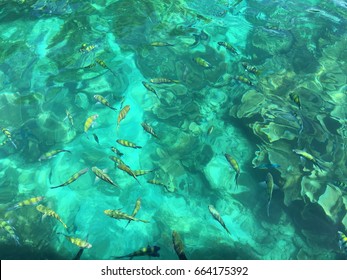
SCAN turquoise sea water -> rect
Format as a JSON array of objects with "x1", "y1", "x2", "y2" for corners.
[{"x1": 0, "y1": 0, "x2": 347, "y2": 260}]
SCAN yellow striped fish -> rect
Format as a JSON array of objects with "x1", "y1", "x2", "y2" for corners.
[
  {"x1": 225, "y1": 153, "x2": 240, "y2": 189},
  {"x1": 132, "y1": 169, "x2": 155, "y2": 177},
  {"x1": 193, "y1": 57, "x2": 212, "y2": 68},
  {"x1": 92, "y1": 166, "x2": 119, "y2": 187},
  {"x1": 84, "y1": 114, "x2": 98, "y2": 133},
  {"x1": 36, "y1": 204, "x2": 67, "y2": 228},
  {"x1": 142, "y1": 81, "x2": 159, "y2": 99},
  {"x1": 116, "y1": 139, "x2": 141, "y2": 149},
  {"x1": 172, "y1": 230, "x2": 187, "y2": 260},
  {"x1": 141, "y1": 122, "x2": 159, "y2": 139},
  {"x1": 150, "y1": 41, "x2": 174, "y2": 47},
  {"x1": 147, "y1": 179, "x2": 171, "y2": 192},
  {"x1": 112, "y1": 245, "x2": 160, "y2": 259},
  {"x1": 94, "y1": 95, "x2": 117, "y2": 111},
  {"x1": 79, "y1": 43, "x2": 96, "y2": 53},
  {"x1": 150, "y1": 78, "x2": 179, "y2": 84},
  {"x1": 38, "y1": 149, "x2": 71, "y2": 161},
  {"x1": 242, "y1": 62, "x2": 260, "y2": 75},
  {"x1": 58, "y1": 233, "x2": 92, "y2": 249},
  {"x1": 338, "y1": 231, "x2": 347, "y2": 255},
  {"x1": 51, "y1": 167, "x2": 89, "y2": 189},
  {"x1": 292, "y1": 149, "x2": 324, "y2": 171},
  {"x1": 217, "y1": 41, "x2": 238, "y2": 54},
  {"x1": 234, "y1": 75, "x2": 253, "y2": 86},
  {"x1": 104, "y1": 209, "x2": 149, "y2": 223},
  {"x1": 0, "y1": 220, "x2": 20, "y2": 245},
  {"x1": 111, "y1": 146, "x2": 123, "y2": 156},
  {"x1": 125, "y1": 197, "x2": 142, "y2": 228},
  {"x1": 208, "y1": 205, "x2": 231, "y2": 235},
  {"x1": 289, "y1": 92, "x2": 301, "y2": 109},
  {"x1": 8, "y1": 196, "x2": 45, "y2": 211},
  {"x1": 117, "y1": 105, "x2": 130, "y2": 131},
  {"x1": 1, "y1": 128, "x2": 17, "y2": 149},
  {"x1": 96, "y1": 58, "x2": 118, "y2": 77},
  {"x1": 116, "y1": 163, "x2": 141, "y2": 186},
  {"x1": 109, "y1": 155, "x2": 126, "y2": 166}
]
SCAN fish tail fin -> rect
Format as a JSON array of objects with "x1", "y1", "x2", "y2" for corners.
[
  {"x1": 50, "y1": 184, "x2": 63, "y2": 189},
  {"x1": 124, "y1": 221, "x2": 131, "y2": 228},
  {"x1": 13, "y1": 235, "x2": 21, "y2": 246},
  {"x1": 234, "y1": 173, "x2": 240, "y2": 189},
  {"x1": 173, "y1": 80, "x2": 180, "y2": 83},
  {"x1": 10, "y1": 140, "x2": 17, "y2": 149},
  {"x1": 136, "y1": 145, "x2": 142, "y2": 149},
  {"x1": 266, "y1": 201, "x2": 271, "y2": 217},
  {"x1": 139, "y1": 219, "x2": 150, "y2": 223}
]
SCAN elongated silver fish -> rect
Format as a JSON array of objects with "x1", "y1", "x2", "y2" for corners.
[
  {"x1": 208, "y1": 205, "x2": 231, "y2": 235},
  {"x1": 266, "y1": 172, "x2": 274, "y2": 217}
]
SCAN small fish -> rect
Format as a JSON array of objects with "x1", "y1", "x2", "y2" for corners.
[
  {"x1": 104, "y1": 209, "x2": 149, "y2": 223},
  {"x1": 142, "y1": 81, "x2": 159, "y2": 99},
  {"x1": 111, "y1": 146, "x2": 123, "y2": 156},
  {"x1": 36, "y1": 204, "x2": 67, "y2": 228},
  {"x1": 51, "y1": 167, "x2": 89, "y2": 189},
  {"x1": 92, "y1": 166, "x2": 119, "y2": 188},
  {"x1": 266, "y1": 172, "x2": 274, "y2": 217},
  {"x1": 147, "y1": 179, "x2": 171, "y2": 192},
  {"x1": 79, "y1": 43, "x2": 96, "y2": 53},
  {"x1": 92, "y1": 133, "x2": 99, "y2": 144},
  {"x1": 82, "y1": 62, "x2": 96, "y2": 69},
  {"x1": 292, "y1": 149, "x2": 324, "y2": 171},
  {"x1": 289, "y1": 92, "x2": 301, "y2": 109},
  {"x1": 149, "y1": 78, "x2": 180, "y2": 84},
  {"x1": 112, "y1": 245, "x2": 160, "y2": 259},
  {"x1": 65, "y1": 109, "x2": 74, "y2": 128},
  {"x1": 1, "y1": 128, "x2": 17, "y2": 149},
  {"x1": 58, "y1": 233, "x2": 92, "y2": 249},
  {"x1": 141, "y1": 122, "x2": 159, "y2": 139},
  {"x1": 207, "y1": 125, "x2": 214, "y2": 135},
  {"x1": 150, "y1": 41, "x2": 174, "y2": 47},
  {"x1": 338, "y1": 231, "x2": 347, "y2": 255},
  {"x1": 208, "y1": 205, "x2": 231, "y2": 235},
  {"x1": 233, "y1": 75, "x2": 253, "y2": 86},
  {"x1": 116, "y1": 139, "x2": 142, "y2": 149},
  {"x1": 109, "y1": 155, "x2": 126, "y2": 166},
  {"x1": 8, "y1": 196, "x2": 45, "y2": 211},
  {"x1": 225, "y1": 153, "x2": 240, "y2": 189},
  {"x1": 333, "y1": 181, "x2": 347, "y2": 190},
  {"x1": 94, "y1": 95, "x2": 117, "y2": 111},
  {"x1": 242, "y1": 62, "x2": 260, "y2": 75},
  {"x1": 38, "y1": 149, "x2": 71, "y2": 161},
  {"x1": 218, "y1": 42, "x2": 238, "y2": 54},
  {"x1": 255, "y1": 163, "x2": 281, "y2": 170},
  {"x1": 96, "y1": 58, "x2": 118, "y2": 77},
  {"x1": 193, "y1": 57, "x2": 212, "y2": 68},
  {"x1": 172, "y1": 230, "x2": 187, "y2": 260},
  {"x1": 119, "y1": 96, "x2": 125, "y2": 110},
  {"x1": 116, "y1": 163, "x2": 142, "y2": 186},
  {"x1": 125, "y1": 197, "x2": 141, "y2": 228},
  {"x1": 132, "y1": 169, "x2": 155, "y2": 177},
  {"x1": 84, "y1": 114, "x2": 99, "y2": 133},
  {"x1": 117, "y1": 105, "x2": 130, "y2": 131},
  {"x1": 0, "y1": 220, "x2": 20, "y2": 245}
]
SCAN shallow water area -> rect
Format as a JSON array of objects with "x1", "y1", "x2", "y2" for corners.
[{"x1": 0, "y1": 0, "x2": 347, "y2": 260}]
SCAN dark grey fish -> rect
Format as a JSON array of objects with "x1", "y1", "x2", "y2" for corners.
[{"x1": 92, "y1": 133, "x2": 99, "y2": 144}]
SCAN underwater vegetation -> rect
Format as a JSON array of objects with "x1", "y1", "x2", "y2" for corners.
[{"x1": 0, "y1": 0, "x2": 347, "y2": 260}]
